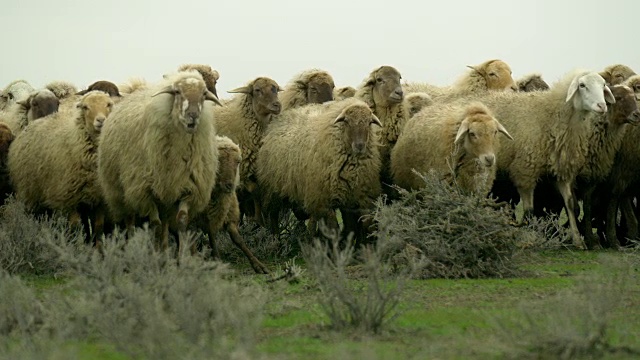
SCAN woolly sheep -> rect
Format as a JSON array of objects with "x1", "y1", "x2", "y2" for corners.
[
  {"x1": 516, "y1": 73, "x2": 550, "y2": 92},
  {"x1": 476, "y1": 70, "x2": 615, "y2": 249},
  {"x1": 0, "y1": 89, "x2": 60, "y2": 135},
  {"x1": 333, "y1": 86, "x2": 356, "y2": 101},
  {"x1": 174, "y1": 136, "x2": 269, "y2": 273},
  {"x1": 97, "y1": 70, "x2": 222, "y2": 251},
  {"x1": 45, "y1": 80, "x2": 78, "y2": 100},
  {"x1": 391, "y1": 102, "x2": 513, "y2": 195},
  {"x1": 404, "y1": 59, "x2": 518, "y2": 101},
  {"x1": 256, "y1": 97, "x2": 382, "y2": 241},
  {"x1": 403, "y1": 92, "x2": 433, "y2": 118},
  {"x1": 177, "y1": 63, "x2": 220, "y2": 96},
  {"x1": 354, "y1": 66, "x2": 405, "y2": 191},
  {"x1": 0, "y1": 80, "x2": 33, "y2": 111},
  {"x1": 213, "y1": 76, "x2": 282, "y2": 223},
  {"x1": 118, "y1": 77, "x2": 148, "y2": 95},
  {"x1": 8, "y1": 91, "x2": 115, "y2": 245},
  {"x1": 279, "y1": 69, "x2": 335, "y2": 110},
  {"x1": 599, "y1": 64, "x2": 636, "y2": 86},
  {"x1": 0, "y1": 123, "x2": 14, "y2": 206},
  {"x1": 76, "y1": 80, "x2": 122, "y2": 98}
]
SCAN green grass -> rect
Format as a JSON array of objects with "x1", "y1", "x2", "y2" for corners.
[{"x1": 9, "y1": 249, "x2": 640, "y2": 360}]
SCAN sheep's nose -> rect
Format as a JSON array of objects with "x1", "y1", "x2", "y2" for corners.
[
  {"x1": 597, "y1": 103, "x2": 607, "y2": 113},
  {"x1": 394, "y1": 88, "x2": 404, "y2": 98},
  {"x1": 353, "y1": 142, "x2": 365, "y2": 153},
  {"x1": 186, "y1": 111, "x2": 198, "y2": 121},
  {"x1": 484, "y1": 154, "x2": 495, "y2": 166},
  {"x1": 96, "y1": 116, "x2": 106, "y2": 123}
]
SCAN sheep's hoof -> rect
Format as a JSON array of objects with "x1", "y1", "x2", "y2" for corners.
[{"x1": 252, "y1": 261, "x2": 270, "y2": 275}]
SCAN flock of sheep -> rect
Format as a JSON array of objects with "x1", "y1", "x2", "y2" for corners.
[{"x1": 0, "y1": 60, "x2": 638, "y2": 273}]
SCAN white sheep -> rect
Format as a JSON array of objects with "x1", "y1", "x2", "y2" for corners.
[
  {"x1": 7, "y1": 91, "x2": 115, "y2": 246},
  {"x1": 0, "y1": 80, "x2": 33, "y2": 111},
  {"x1": 97, "y1": 70, "x2": 222, "y2": 251},
  {"x1": 0, "y1": 89, "x2": 60, "y2": 135}
]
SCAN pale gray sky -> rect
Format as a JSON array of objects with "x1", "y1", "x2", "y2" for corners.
[{"x1": 2, "y1": 0, "x2": 638, "y2": 99}]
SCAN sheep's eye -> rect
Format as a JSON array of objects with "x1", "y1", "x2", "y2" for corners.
[
  {"x1": 254, "y1": 88, "x2": 261, "y2": 94},
  {"x1": 469, "y1": 132, "x2": 477, "y2": 138},
  {"x1": 489, "y1": 72, "x2": 497, "y2": 77},
  {"x1": 107, "y1": 103, "x2": 113, "y2": 108},
  {"x1": 579, "y1": 83, "x2": 586, "y2": 89},
  {"x1": 7, "y1": 93, "x2": 14, "y2": 100},
  {"x1": 616, "y1": 74, "x2": 624, "y2": 78},
  {"x1": 376, "y1": 78, "x2": 384, "y2": 83}
]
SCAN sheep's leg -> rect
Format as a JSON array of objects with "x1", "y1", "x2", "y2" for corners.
[
  {"x1": 581, "y1": 185, "x2": 601, "y2": 250},
  {"x1": 268, "y1": 208, "x2": 280, "y2": 236},
  {"x1": 226, "y1": 222, "x2": 269, "y2": 274},
  {"x1": 68, "y1": 211, "x2": 84, "y2": 235},
  {"x1": 604, "y1": 195, "x2": 622, "y2": 249},
  {"x1": 80, "y1": 211, "x2": 92, "y2": 244},
  {"x1": 621, "y1": 196, "x2": 638, "y2": 243},
  {"x1": 517, "y1": 187, "x2": 535, "y2": 223},
  {"x1": 91, "y1": 208, "x2": 106, "y2": 250},
  {"x1": 147, "y1": 206, "x2": 164, "y2": 250},
  {"x1": 556, "y1": 180, "x2": 587, "y2": 250},
  {"x1": 206, "y1": 224, "x2": 222, "y2": 260},
  {"x1": 175, "y1": 201, "x2": 189, "y2": 255},
  {"x1": 125, "y1": 215, "x2": 137, "y2": 240}
]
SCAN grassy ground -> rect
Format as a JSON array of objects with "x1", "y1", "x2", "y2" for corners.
[{"x1": 10, "y1": 248, "x2": 639, "y2": 360}]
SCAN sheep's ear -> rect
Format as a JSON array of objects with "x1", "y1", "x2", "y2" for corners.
[
  {"x1": 604, "y1": 85, "x2": 616, "y2": 104},
  {"x1": 16, "y1": 98, "x2": 30, "y2": 108},
  {"x1": 495, "y1": 119, "x2": 514, "y2": 140},
  {"x1": 76, "y1": 102, "x2": 84, "y2": 109},
  {"x1": 227, "y1": 85, "x2": 252, "y2": 94},
  {"x1": 295, "y1": 80, "x2": 307, "y2": 89},
  {"x1": 371, "y1": 114, "x2": 382, "y2": 127},
  {"x1": 333, "y1": 109, "x2": 347, "y2": 124},
  {"x1": 467, "y1": 65, "x2": 484, "y2": 76},
  {"x1": 205, "y1": 90, "x2": 223, "y2": 106},
  {"x1": 454, "y1": 119, "x2": 470, "y2": 144},
  {"x1": 152, "y1": 85, "x2": 175, "y2": 97},
  {"x1": 76, "y1": 89, "x2": 88, "y2": 95},
  {"x1": 277, "y1": 86, "x2": 284, "y2": 93},
  {"x1": 566, "y1": 76, "x2": 580, "y2": 102}
]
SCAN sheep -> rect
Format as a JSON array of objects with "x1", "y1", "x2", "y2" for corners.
[
  {"x1": 354, "y1": 66, "x2": 406, "y2": 192},
  {"x1": 403, "y1": 92, "x2": 433, "y2": 118},
  {"x1": 256, "y1": 97, "x2": 382, "y2": 242},
  {"x1": 118, "y1": 77, "x2": 149, "y2": 95},
  {"x1": 174, "y1": 135, "x2": 269, "y2": 274},
  {"x1": 391, "y1": 102, "x2": 513, "y2": 195},
  {"x1": 473, "y1": 70, "x2": 615, "y2": 250},
  {"x1": 279, "y1": 69, "x2": 335, "y2": 110},
  {"x1": 599, "y1": 64, "x2": 636, "y2": 86},
  {"x1": 0, "y1": 89, "x2": 60, "y2": 135},
  {"x1": 516, "y1": 73, "x2": 550, "y2": 92},
  {"x1": 97, "y1": 70, "x2": 222, "y2": 251},
  {"x1": 0, "y1": 123, "x2": 15, "y2": 206},
  {"x1": 7, "y1": 91, "x2": 115, "y2": 245},
  {"x1": 177, "y1": 63, "x2": 220, "y2": 96},
  {"x1": 333, "y1": 86, "x2": 356, "y2": 101},
  {"x1": 0, "y1": 80, "x2": 33, "y2": 111},
  {"x1": 404, "y1": 59, "x2": 518, "y2": 101},
  {"x1": 45, "y1": 80, "x2": 78, "y2": 100},
  {"x1": 213, "y1": 76, "x2": 282, "y2": 224},
  {"x1": 76, "y1": 80, "x2": 122, "y2": 98}
]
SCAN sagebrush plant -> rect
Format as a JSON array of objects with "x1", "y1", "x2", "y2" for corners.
[
  {"x1": 0, "y1": 197, "x2": 85, "y2": 276},
  {"x1": 0, "y1": 271, "x2": 44, "y2": 337},
  {"x1": 491, "y1": 254, "x2": 640, "y2": 359},
  {"x1": 302, "y1": 225, "x2": 409, "y2": 334},
  {"x1": 373, "y1": 170, "x2": 552, "y2": 279}
]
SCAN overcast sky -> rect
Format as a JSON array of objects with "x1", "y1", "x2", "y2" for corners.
[{"x1": 2, "y1": 0, "x2": 638, "y2": 99}]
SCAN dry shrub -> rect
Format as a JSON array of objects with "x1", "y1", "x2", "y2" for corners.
[
  {"x1": 492, "y1": 254, "x2": 640, "y2": 359},
  {"x1": 0, "y1": 197, "x2": 84, "y2": 276},
  {"x1": 373, "y1": 171, "x2": 551, "y2": 279},
  {"x1": 302, "y1": 226, "x2": 408, "y2": 334},
  {"x1": 0, "y1": 271, "x2": 44, "y2": 337}
]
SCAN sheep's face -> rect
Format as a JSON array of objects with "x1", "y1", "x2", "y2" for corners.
[
  {"x1": 566, "y1": 73, "x2": 615, "y2": 114},
  {"x1": 474, "y1": 60, "x2": 517, "y2": 92},
  {"x1": 624, "y1": 77, "x2": 640, "y2": 101},
  {"x1": 154, "y1": 76, "x2": 221, "y2": 133},
  {"x1": 0, "y1": 81, "x2": 33, "y2": 110},
  {"x1": 77, "y1": 91, "x2": 114, "y2": 135},
  {"x1": 370, "y1": 66, "x2": 403, "y2": 106},
  {"x1": 178, "y1": 64, "x2": 220, "y2": 97},
  {"x1": 608, "y1": 86, "x2": 640, "y2": 125},
  {"x1": 334, "y1": 86, "x2": 356, "y2": 101},
  {"x1": 303, "y1": 73, "x2": 335, "y2": 104},
  {"x1": 0, "y1": 123, "x2": 14, "y2": 163},
  {"x1": 24, "y1": 89, "x2": 59, "y2": 121},
  {"x1": 455, "y1": 106, "x2": 513, "y2": 168},
  {"x1": 334, "y1": 104, "x2": 382, "y2": 156},
  {"x1": 404, "y1": 93, "x2": 433, "y2": 118},
  {"x1": 230, "y1": 77, "x2": 282, "y2": 118},
  {"x1": 216, "y1": 145, "x2": 242, "y2": 194},
  {"x1": 78, "y1": 81, "x2": 121, "y2": 98},
  {"x1": 518, "y1": 76, "x2": 550, "y2": 92},
  {"x1": 600, "y1": 65, "x2": 636, "y2": 86}
]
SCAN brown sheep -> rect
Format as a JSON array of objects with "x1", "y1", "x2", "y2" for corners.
[
  {"x1": 0, "y1": 122, "x2": 15, "y2": 206},
  {"x1": 599, "y1": 64, "x2": 636, "y2": 86},
  {"x1": 214, "y1": 77, "x2": 282, "y2": 224},
  {"x1": 177, "y1": 63, "x2": 220, "y2": 97},
  {"x1": 176, "y1": 136, "x2": 269, "y2": 273},
  {"x1": 76, "y1": 80, "x2": 122, "y2": 98},
  {"x1": 403, "y1": 92, "x2": 433, "y2": 118},
  {"x1": 333, "y1": 86, "x2": 356, "y2": 100},
  {"x1": 280, "y1": 69, "x2": 335, "y2": 110},
  {"x1": 391, "y1": 102, "x2": 512, "y2": 195},
  {"x1": 516, "y1": 73, "x2": 550, "y2": 92}
]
